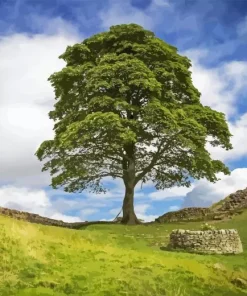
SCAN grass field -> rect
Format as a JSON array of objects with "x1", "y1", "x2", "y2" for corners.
[{"x1": 0, "y1": 211, "x2": 247, "y2": 296}]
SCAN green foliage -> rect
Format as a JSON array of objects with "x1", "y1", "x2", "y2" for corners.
[
  {"x1": 200, "y1": 223, "x2": 217, "y2": 231},
  {"x1": 35, "y1": 23, "x2": 232, "y2": 194}
]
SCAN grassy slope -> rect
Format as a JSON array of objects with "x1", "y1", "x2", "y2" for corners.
[{"x1": 0, "y1": 211, "x2": 247, "y2": 296}]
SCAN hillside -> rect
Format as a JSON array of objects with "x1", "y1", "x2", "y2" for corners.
[
  {"x1": 155, "y1": 187, "x2": 247, "y2": 223},
  {"x1": 0, "y1": 188, "x2": 247, "y2": 295},
  {"x1": 0, "y1": 206, "x2": 247, "y2": 295}
]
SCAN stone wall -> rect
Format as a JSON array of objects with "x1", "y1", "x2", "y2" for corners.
[
  {"x1": 213, "y1": 188, "x2": 247, "y2": 212},
  {"x1": 155, "y1": 207, "x2": 212, "y2": 223},
  {"x1": 168, "y1": 229, "x2": 243, "y2": 254},
  {"x1": 0, "y1": 206, "x2": 117, "y2": 229}
]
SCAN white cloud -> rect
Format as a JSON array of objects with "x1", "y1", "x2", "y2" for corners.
[
  {"x1": 237, "y1": 16, "x2": 247, "y2": 37},
  {"x1": 50, "y1": 213, "x2": 82, "y2": 222},
  {"x1": 168, "y1": 205, "x2": 180, "y2": 211},
  {"x1": 79, "y1": 208, "x2": 99, "y2": 220},
  {"x1": 134, "y1": 203, "x2": 150, "y2": 214},
  {"x1": 181, "y1": 168, "x2": 247, "y2": 208},
  {"x1": 148, "y1": 185, "x2": 195, "y2": 201},
  {"x1": 134, "y1": 192, "x2": 147, "y2": 198},
  {"x1": 0, "y1": 185, "x2": 51, "y2": 215},
  {"x1": 0, "y1": 185, "x2": 83, "y2": 222},
  {"x1": 207, "y1": 113, "x2": 247, "y2": 162},
  {"x1": 182, "y1": 51, "x2": 247, "y2": 162},
  {"x1": 134, "y1": 203, "x2": 156, "y2": 222},
  {"x1": 0, "y1": 105, "x2": 53, "y2": 184},
  {"x1": 136, "y1": 214, "x2": 157, "y2": 222},
  {"x1": 50, "y1": 196, "x2": 110, "y2": 212},
  {"x1": 99, "y1": 2, "x2": 155, "y2": 30},
  {"x1": 100, "y1": 218, "x2": 113, "y2": 222},
  {"x1": 98, "y1": 0, "x2": 200, "y2": 35},
  {"x1": 28, "y1": 15, "x2": 81, "y2": 37},
  {"x1": 152, "y1": 0, "x2": 170, "y2": 7},
  {"x1": 98, "y1": 0, "x2": 172, "y2": 30},
  {"x1": 0, "y1": 20, "x2": 107, "y2": 223},
  {"x1": 0, "y1": 185, "x2": 106, "y2": 222},
  {"x1": 224, "y1": 61, "x2": 247, "y2": 93},
  {"x1": 108, "y1": 208, "x2": 118, "y2": 216},
  {"x1": 0, "y1": 24, "x2": 81, "y2": 187},
  {"x1": 185, "y1": 51, "x2": 247, "y2": 119}
]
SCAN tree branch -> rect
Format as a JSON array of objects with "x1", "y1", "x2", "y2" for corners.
[
  {"x1": 61, "y1": 147, "x2": 125, "y2": 163},
  {"x1": 112, "y1": 206, "x2": 123, "y2": 222},
  {"x1": 81, "y1": 172, "x2": 122, "y2": 181},
  {"x1": 134, "y1": 130, "x2": 182, "y2": 186}
]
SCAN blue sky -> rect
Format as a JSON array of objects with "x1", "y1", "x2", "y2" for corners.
[{"x1": 0, "y1": 0, "x2": 247, "y2": 222}]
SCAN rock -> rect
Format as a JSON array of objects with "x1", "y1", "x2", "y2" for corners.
[
  {"x1": 231, "y1": 278, "x2": 247, "y2": 289},
  {"x1": 212, "y1": 263, "x2": 226, "y2": 271},
  {"x1": 213, "y1": 215, "x2": 224, "y2": 220}
]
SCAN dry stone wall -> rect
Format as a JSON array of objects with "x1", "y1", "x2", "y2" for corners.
[
  {"x1": 155, "y1": 207, "x2": 212, "y2": 223},
  {"x1": 214, "y1": 188, "x2": 247, "y2": 212},
  {"x1": 168, "y1": 229, "x2": 243, "y2": 254},
  {"x1": 0, "y1": 206, "x2": 116, "y2": 229}
]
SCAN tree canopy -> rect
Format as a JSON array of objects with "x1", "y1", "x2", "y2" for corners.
[{"x1": 35, "y1": 24, "x2": 233, "y2": 224}]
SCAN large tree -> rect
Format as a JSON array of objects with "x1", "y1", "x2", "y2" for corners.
[{"x1": 35, "y1": 24, "x2": 232, "y2": 225}]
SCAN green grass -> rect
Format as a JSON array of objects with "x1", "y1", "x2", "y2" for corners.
[{"x1": 0, "y1": 211, "x2": 247, "y2": 296}]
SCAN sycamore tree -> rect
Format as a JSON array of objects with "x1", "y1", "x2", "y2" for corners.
[{"x1": 35, "y1": 24, "x2": 232, "y2": 225}]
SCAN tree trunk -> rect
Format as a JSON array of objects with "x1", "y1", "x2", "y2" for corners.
[
  {"x1": 121, "y1": 184, "x2": 140, "y2": 225},
  {"x1": 121, "y1": 143, "x2": 140, "y2": 225}
]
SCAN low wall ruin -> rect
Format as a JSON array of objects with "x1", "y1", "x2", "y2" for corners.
[
  {"x1": 155, "y1": 207, "x2": 213, "y2": 223},
  {"x1": 0, "y1": 206, "x2": 117, "y2": 229},
  {"x1": 168, "y1": 229, "x2": 243, "y2": 254}
]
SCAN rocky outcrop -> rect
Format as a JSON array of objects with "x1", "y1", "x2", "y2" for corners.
[
  {"x1": 156, "y1": 187, "x2": 247, "y2": 223},
  {"x1": 167, "y1": 229, "x2": 243, "y2": 254},
  {"x1": 231, "y1": 278, "x2": 247, "y2": 289}
]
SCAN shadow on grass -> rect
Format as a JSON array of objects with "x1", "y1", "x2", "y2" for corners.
[{"x1": 160, "y1": 246, "x2": 243, "y2": 257}]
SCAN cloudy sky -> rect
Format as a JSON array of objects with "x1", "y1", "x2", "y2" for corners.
[{"x1": 0, "y1": 0, "x2": 247, "y2": 223}]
